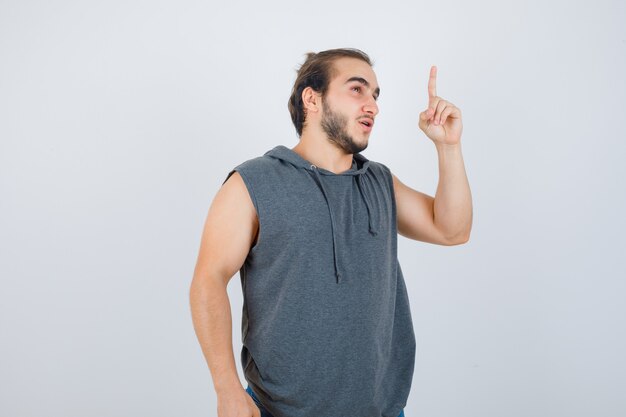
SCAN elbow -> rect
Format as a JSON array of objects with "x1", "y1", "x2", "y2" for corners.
[
  {"x1": 457, "y1": 233, "x2": 471, "y2": 245},
  {"x1": 447, "y1": 220, "x2": 473, "y2": 245},
  {"x1": 445, "y1": 231, "x2": 471, "y2": 246}
]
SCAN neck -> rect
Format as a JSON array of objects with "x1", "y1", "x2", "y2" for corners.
[{"x1": 292, "y1": 131, "x2": 354, "y2": 174}]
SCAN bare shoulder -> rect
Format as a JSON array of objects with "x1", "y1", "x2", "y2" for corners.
[
  {"x1": 192, "y1": 171, "x2": 259, "y2": 286},
  {"x1": 220, "y1": 170, "x2": 255, "y2": 211}
]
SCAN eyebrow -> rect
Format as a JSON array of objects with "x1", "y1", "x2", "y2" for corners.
[{"x1": 345, "y1": 76, "x2": 380, "y2": 98}]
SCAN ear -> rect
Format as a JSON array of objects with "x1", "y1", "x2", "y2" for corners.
[{"x1": 302, "y1": 87, "x2": 321, "y2": 114}]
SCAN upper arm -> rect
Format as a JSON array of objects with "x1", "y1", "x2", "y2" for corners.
[
  {"x1": 392, "y1": 173, "x2": 457, "y2": 246},
  {"x1": 192, "y1": 171, "x2": 259, "y2": 286}
]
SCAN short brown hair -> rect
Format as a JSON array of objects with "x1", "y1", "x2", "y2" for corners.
[{"x1": 287, "y1": 48, "x2": 373, "y2": 137}]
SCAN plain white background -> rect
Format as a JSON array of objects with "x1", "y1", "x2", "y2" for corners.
[{"x1": 1, "y1": 0, "x2": 625, "y2": 416}]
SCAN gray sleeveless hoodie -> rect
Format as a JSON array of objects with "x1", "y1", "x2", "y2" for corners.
[{"x1": 224, "y1": 145, "x2": 416, "y2": 417}]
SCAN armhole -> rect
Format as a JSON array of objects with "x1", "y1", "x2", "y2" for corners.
[{"x1": 224, "y1": 167, "x2": 262, "y2": 251}]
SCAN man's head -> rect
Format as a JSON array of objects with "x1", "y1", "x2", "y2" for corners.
[{"x1": 288, "y1": 48, "x2": 380, "y2": 153}]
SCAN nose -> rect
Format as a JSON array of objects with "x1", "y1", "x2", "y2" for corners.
[{"x1": 363, "y1": 96, "x2": 379, "y2": 117}]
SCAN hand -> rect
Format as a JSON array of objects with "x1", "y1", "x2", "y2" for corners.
[
  {"x1": 418, "y1": 65, "x2": 463, "y2": 146},
  {"x1": 217, "y1": 387, "x2": 262, "y2": 417}
]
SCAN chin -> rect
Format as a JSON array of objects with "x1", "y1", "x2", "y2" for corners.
[{"x1": 352, "y1": 139, "x2": 369, "y2": 154}]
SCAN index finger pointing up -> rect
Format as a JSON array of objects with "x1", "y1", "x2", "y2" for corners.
[{"x1": 428, "y1": 65, "x2": 437, "y2": 103}]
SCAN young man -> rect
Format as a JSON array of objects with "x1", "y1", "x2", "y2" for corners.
[{"x1": 190, "y1": 48, "x2": 472, "y2": 417}]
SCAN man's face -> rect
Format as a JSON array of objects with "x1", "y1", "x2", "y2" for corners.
[{"x1": 319, "y1": 57, "x2": 380, "y2": 154}]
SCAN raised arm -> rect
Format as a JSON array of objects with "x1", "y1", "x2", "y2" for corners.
[
  {"x1": 392, "y1": 168, "x2": 471, "y2": 246},
  {"x1": 393, "y1": 65, "x2": 472, "y2": 245}
]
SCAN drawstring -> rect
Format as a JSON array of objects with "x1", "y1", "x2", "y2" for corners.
[
  {"x1": 310, "y1": 165, "x2": 341, "y2": 283},
  {"x1": 356, "y1": 175, "x2": 378, "y2": 236},
  {"x1": 309, "y1": 164, "x2": 378, "y2": 284}
]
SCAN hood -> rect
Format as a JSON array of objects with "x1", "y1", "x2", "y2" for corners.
[{"x1": 264, "y1": 145, "x2": 379, "y2": 284}]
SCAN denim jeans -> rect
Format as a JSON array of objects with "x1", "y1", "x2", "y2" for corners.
[{"x1": 245, "y1": 385, "x2": 405, "y2": 417}]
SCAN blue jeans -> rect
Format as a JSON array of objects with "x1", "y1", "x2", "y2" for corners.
[{"x1": 245, "y1": 385, "x2": 405, "y2": 417}]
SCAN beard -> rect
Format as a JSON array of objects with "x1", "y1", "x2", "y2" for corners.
[{"x1": 320, "y1": 98, "x2": 368, "y2": 154}]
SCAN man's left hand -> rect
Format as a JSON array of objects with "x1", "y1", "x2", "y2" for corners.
[{"x1": 418, "y1": 65, "x2": 463, "y2": 146}]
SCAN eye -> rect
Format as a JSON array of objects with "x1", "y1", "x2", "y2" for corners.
[{"x1": 351, "y1": 86, "x2": 361, "y2": 93}]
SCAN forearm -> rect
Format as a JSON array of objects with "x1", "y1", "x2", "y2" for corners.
[
  {"x1": 189, "y1": 275, "x2": 242, "y2": 395},
  {"x1": 433, "y1": 142, "x2": 473, "y2": 242}
]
